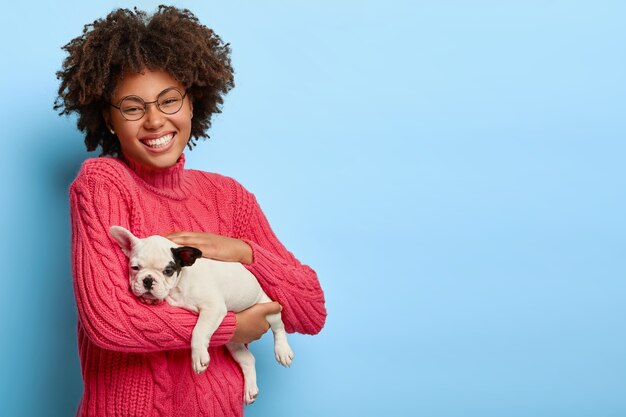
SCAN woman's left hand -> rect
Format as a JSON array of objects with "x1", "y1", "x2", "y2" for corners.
[{"x1": 166, "y1": 232, "x2": 253, "y2": 264}]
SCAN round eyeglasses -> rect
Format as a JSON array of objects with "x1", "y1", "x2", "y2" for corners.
[{"x1": 109, "y1": 88, "x2": 187, "y2": 121}]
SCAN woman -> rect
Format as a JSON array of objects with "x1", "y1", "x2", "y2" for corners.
[{"x1": 55, "y1": 6, "x2": 326, "y2": 417}]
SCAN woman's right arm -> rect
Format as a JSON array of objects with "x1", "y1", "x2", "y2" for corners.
[{"x1": 69, "y1": 161, "x2": 236, "y2": 353}]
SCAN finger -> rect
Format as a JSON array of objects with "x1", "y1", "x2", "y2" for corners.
[
  {"x1": 165, "y1": 233, "x2": 183, "y2": 242},
  {"x1": 168, "y1": 235, "x2": 201, "y2": 245},
  {"x1": 167, "y1": 236, "x2": 189, "y2": 245},
  {"x1": 166, "y1": 232, "x2": 194, "y2": 240},
  {"x1": 258, "y1": 301, "x2": 282, "y2": 315},
  {"x1": 167, "y1": 231, "x2": 205, "y2": 238}
]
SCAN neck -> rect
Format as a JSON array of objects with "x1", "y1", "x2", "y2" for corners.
[{"x1": 121, "y1": 153, "x2": 191, "y2": 200}]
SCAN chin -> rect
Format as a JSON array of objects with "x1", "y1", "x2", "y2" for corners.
[
  {"x1": 122, "y1": 136, "x2": 187, "y2": 169},
  {"x1": 140, "y1": 297, "x2": 164, "y2": 305},
  {"x1": 129, "y1": 149, "x2": 183, "y2": 169}
]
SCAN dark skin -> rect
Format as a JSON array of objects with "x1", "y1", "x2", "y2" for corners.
[
  {"x1": 167, "y1": 232, "x2": 254, "y2": 264},
  {"x1": 231, "y1": 302, "x2": 282, "y2": 343},
  {"x1": 166, "y1": 231, "x2": 281, "y2": 344}
]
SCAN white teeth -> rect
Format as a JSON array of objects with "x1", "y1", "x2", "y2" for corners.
[{"x1": 143, "y1": 134, "x2": 174, "y2": 148}]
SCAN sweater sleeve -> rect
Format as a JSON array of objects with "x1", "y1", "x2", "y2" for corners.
[
  {"x1": 70, "y1": 162, "x2": 236, "y2": 353},
  {"x1": 230, "y1": 180, "x2": 327, "y2": 335}
]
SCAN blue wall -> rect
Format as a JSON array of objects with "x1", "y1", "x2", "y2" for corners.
[{"x1": 1, "y1": 1, "x2": 625, "y2": 416}]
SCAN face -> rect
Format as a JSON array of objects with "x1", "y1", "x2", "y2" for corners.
[
  {"x1": 128, "y1": 237, "x2": 182, "y2": 304},
  {"x1": 105, "y1": 69, "x2": 193, "y2": 169},
  {"x1": 109, "y1": 226, "x2": 202, "y2": 304}
]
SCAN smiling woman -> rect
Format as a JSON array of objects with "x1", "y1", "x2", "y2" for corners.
[
  {"x1": 103, "y1": 70, "x2": 193, "y2": 168},
  {"x1": 54, "y1": 6, "x2": 234, "y2": 157},
  {"x1": 54, "y1": 6, "x2": 326, "y2": 417}
]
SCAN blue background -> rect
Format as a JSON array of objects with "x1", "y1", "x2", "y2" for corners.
[{"x1": 1, "y1": 1, "x2": 625, "y2": 416}]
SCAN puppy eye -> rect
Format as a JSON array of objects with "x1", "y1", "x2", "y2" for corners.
[
  {"x1": 163, "y1": 268, "x2": 174, "y2": 277},
  {"x1": 131, "y1": 265, "x2": 140, "y2": 271}
]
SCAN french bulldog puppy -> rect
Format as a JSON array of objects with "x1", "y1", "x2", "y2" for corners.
[{"x1": 109, "y1": 225, "x2": 294, "y2": 405}]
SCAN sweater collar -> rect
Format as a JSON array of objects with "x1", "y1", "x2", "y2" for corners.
[{"x1": 122, "y1": 153, "x2": 191, "y2": 200}]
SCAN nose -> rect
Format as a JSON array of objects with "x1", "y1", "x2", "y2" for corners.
[
  {"x1": 143, "y1": 277, "x2": 155, "y2": 290},
  {"x1": 142, "y1": 103, "x2": 165, "y2": 129}
]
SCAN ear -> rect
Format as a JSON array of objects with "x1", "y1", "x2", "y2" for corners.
[
  {"x1": 102, "y1": 109, "x2": 114, "y2": 133},
  {"x1": 171, "y1": 246, "x2": 203, "y2": 267},
  {"x1": 109, "y1": 226, "x2": 140, "y2": 256}
]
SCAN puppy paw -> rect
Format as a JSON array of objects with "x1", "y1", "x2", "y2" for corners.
[
  {"x1": 192, "y1": 347, "x2": 210, "y2": 374},
  {"x1": 274, "y1": 341, "x2": 294, "y2": 367},
  {"x1": 244, "y1": 383, "x2": 259, "y2": 405}
]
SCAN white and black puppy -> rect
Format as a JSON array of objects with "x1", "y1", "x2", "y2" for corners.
[{"x1": 109, "y1": 225, "x2": 294, "y2": 405}]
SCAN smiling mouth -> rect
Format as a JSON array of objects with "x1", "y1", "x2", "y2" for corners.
[{"x1": 141, "y1": 133, "x2": 174, "y2": 149}]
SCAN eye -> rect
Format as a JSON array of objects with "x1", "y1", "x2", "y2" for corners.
[
  {"x1": 157, "y1": 89, "x2": 184, "y2": 111},
  {"x1": 120, "y1": 97, "x2": 145, "y2": 116},
  {"x1": 162, "y1": 98, "x2": 179, "y2": 105},
  {"x1": 122, "y1": 106, "x2": 144, "y2": 115},
  {"x1": 131, "y1": 265, "x2": 141, "y2": 271},
  {"x1": 163, "y1": 267, "x2": 175, "y2": 277}
]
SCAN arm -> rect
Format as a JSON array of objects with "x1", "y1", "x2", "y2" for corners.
[
  {"x1": 231, "y1": 181, "x2": 327, "y2": 335},
  {"x1": 70, "y1": 162, "x2": 236, "y2": 353}
]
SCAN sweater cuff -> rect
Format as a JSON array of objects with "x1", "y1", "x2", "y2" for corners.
[
  {"x1": 239, "y1": 239, "x2": 326, "y2": 335},
  {"x1": 209, "y1": 311, "x2": 237, "y2": 346}
]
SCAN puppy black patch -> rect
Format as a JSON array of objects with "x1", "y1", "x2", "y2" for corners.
[
  {"x1": 163, "y1": 261, "x2": 178, "y2": 277},
  {"x1": 171, "y1": 246, "x2": 202, "y2": 268}
]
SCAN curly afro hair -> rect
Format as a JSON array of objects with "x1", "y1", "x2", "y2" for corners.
[{"x1": 54, "y1": 5, "x2": 234, "y2": 156}]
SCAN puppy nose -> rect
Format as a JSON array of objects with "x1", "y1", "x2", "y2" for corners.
[{"x1": 143, "y1": 277, "x2": 155, "y2": 290}]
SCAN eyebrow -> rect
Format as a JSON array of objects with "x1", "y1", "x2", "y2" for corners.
[{"x1": 115, "y1": 86, "x2": 181, "y2": 102}]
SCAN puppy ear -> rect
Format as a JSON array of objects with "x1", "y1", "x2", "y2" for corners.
[
  {"x1": 171, "y1": 246, "x2": 203, "y2": 267},
  {"x1": 109, "y1": 226, "x2": 140, "y2": 256}
]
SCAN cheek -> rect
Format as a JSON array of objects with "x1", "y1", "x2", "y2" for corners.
[
  {"x1": 173, "y1": 113, "x2": 192, "y2": 131},
  {"x1": 115, "y1": 123, "x2": 141, "y2": 144},
  {"x1": 128, "y1": 273, "x2": 138, "y2": 290},
  {"x1": 164, "y1": 273, "x2": 179, "y2": 287},
  {"x1": 173, "y1": 103, "x2": 193, "y2": 125}
]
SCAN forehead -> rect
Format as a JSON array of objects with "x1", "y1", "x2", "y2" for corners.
[
  {"x1": 112, "y1": 69, "x2": 184, "y2": 100},
  {"x1": 131, "y1": 238, "x2": 174, "y2": 266}
]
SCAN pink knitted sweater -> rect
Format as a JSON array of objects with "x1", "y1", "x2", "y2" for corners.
[{"x1": 69, "y1": 154, "x2": 326, "y2": 417}]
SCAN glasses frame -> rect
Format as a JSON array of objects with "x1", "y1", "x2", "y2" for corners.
[{"x1": 109, "y1": 88, "x2": 188, "y2": 121}]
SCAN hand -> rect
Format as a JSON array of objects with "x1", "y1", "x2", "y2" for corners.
[
  {"x1": 166, "y1": 231, "x2": 253, "y2": 264},
  {"x1": 231, "y1": 302, "x2": 282, "y2": 344}
]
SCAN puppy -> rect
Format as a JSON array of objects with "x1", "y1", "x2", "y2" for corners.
[{"x1": 109, "y1": 226, "x2": 294, "y2": 405}]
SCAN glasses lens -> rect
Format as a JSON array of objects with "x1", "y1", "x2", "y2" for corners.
[
  {"x1": 119, "y1": 97, "x2": 145, "y2": 121},
  {"x1": 157, "y1": 89, "x2": 184, "y2": 114}
]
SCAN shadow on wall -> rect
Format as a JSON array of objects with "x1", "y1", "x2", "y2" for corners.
[{"x1": 31, "y1": 124, "x2": 95, "y2": 416}]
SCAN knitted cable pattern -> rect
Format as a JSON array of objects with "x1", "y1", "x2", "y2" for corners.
[
  {"x1": 70, "y1": 154, "x2": 326, "y2": 417},
  {"x1": 230, "y1": 179, "x2": 327, "y2": 334}
]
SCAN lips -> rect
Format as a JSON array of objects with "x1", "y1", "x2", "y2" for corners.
[{"x1": 141, "y1": 133, "x2": 174, "y2": 149}]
